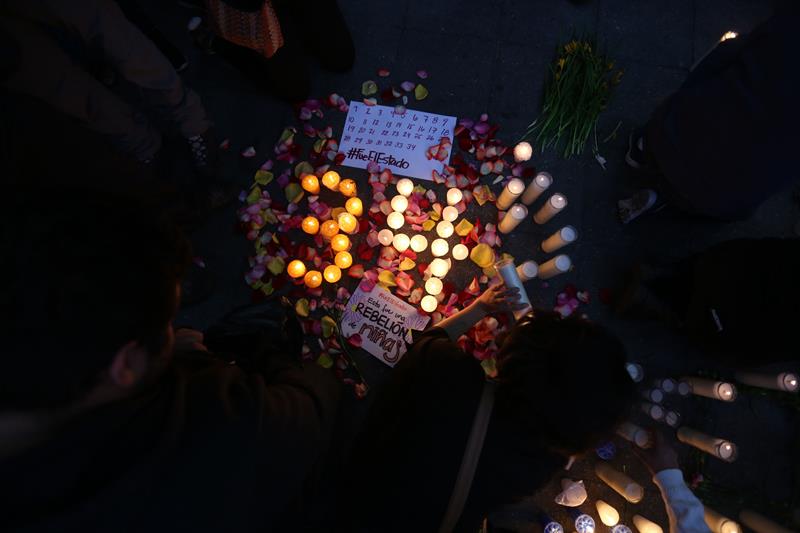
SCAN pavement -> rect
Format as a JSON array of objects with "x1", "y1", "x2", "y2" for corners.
[{"x1": 140, "y1": 0, "x2": 798, "y2": 530}]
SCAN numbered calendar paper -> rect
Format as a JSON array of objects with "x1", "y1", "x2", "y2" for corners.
[{"x1": 338, "y1": 101, "x2": 456, "y2": 180}]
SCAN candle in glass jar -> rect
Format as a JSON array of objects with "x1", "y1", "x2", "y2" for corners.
[
  {"x1": 436, "y1": 220, "x2": 454, "y2": 238},
  {"x1": 331, "y1": 234, "x2": 350, "y2": 252},
  {"x1": 513, "y1": 141, "x2": 533, "y2": 162},
  {"x1": 387, "y1": 211, "x2": 405, "y2": 230},
  {"x1": 541, "y1": 225, "x2": 578, "y2": 253},
  {"x1": 301, "y1": 174, "x2": 320, "y2": 194},
  {"x1": 641, "y1": 402, "x2": 665, "y2": 421},
  {"x1": 516, "y1": 260, "x2": 538, "y2": 281},
  {"x1": 410, "y1": 234, "x2": 428, "y2": 253},
  {"x1": 345, "y1": 197, "x2": 363, "y2": 216},
  {"x1": 301, "y1": 216, "x2": 320, "y2": 235},
  {"x1": 538, "y1": 255, "x2": 572, "y2": 280},
  {"x1": 287, "y1": 260, "x2": 306, "y2": 279},
  {"x1": 446, "y1": 188, "x2": 463, "y2": 206},
  {"x1": 390, "y1": 194, "x2": 409, "y2": 213},
  {"x1": 396, "y1": 178, "x2": 414, "y2": 196},
  {"x1": 616, "y1": 421, "x2": 653, "y2": 449},
  {"x1": 320, "y1": 220, "x2": 339, "y2": 240},
  {"x1": 595, "y1": 463, "x2": 644, "y2": 503},
  {"x1": 425, "y1": 277, "x2": 443, "y2": 296},
  {"x1": 498, "y1": 203, "x2": 528, "y2": 234},
  {"x1": 392, "y1": 233, "x2": 410, "y2": 253},
  {"x1": 735, "y1": 371, "x2": 799, "y2": 393},
  {"x1": 595, "y1": 500, "x2": 620, "y2": 527},
  {"x1": 677, "y1": 427, "x2": 737, "y2": 462},
  {"x1": 323, "y1": 264, "x2": 342, "y2": 283},
  {"x1": 521, "y1": 172, "x2": 553, "y2": 205},
  {"x1": 430, "y1": 238, "x2": 449, "y2": 257},
  {"x1": 322, "y1": 170, "x2": 340, "y2": 191},
  {"x1": 739, "y1": 509, "x2": 792, "y2": 533},
  {"x1": 705, "y1": 507, "x2": 743, "y2": 533},
  {"x1": 421, "y1": 295, "x2": 438, "y2": 312},
  {"x1": 633, "y1": 516, "x2": 663, "y2": 533},
  {"x1": 452, "y1": 244, "x2": 469, "y2": 260},
  {"x1": 378, "y1": 229, "x2": 394, "y2": 246},
  {"x1": 534, "y1": 193, "x2": 568, "y2": 224},
  {"x1": 338, "y1": 212, "x2": 358, "y2": 234},
  {"x1": 496, "y1": 178, "x2": 525, "y2": 210},
  {"x1": 681, "y1": 377, "x2": 737, "y2": 401},
  {"x1": 334, "y1": 251, "x2": 352, "y2": 269},
  {"x1": 442, "y1": 205, "x2": 459, "y2": 222},
  {"x1": 429, "y1": 258, "x2": 449, "y2": 277},
  {"x1": 495, "y1": 258, "x2": 533, "y2": 319},
  {"x1": 304, "y1": 270, "x2": 322, "y2": 288},
  {"x1": 339, "y1": 178, "x2": 357, "y2": 197}
]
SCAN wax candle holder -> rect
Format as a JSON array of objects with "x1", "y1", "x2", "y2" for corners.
[
  {"x1": 705, "y1": 507, "x2": 743, "y2": 533},
  {"x1": 541, "y1": 225, "x2": 578, "y2": 253},
  {"x1": 345, "y1": 197, "x2": 363, "y2": 216},
  {"x1": 516, "y1": 260, "x2": 538, "y2": 281},
  {"x1": 595, "y1": 462, "x2": 644, "y2": 503},
  {"x1": 496, "y1": 178, "x2": 525, "y2": 210},
  {"x1": 436, "y1": 220, "x2": 454, "y2": 238},
  {"x1": 533, "y1": 193, "x2": 567, "y2": 224},
  {"x1": 442, "y1": 205, "x2": 459, "y2": 222},
  {"x1": 431, "y1": 238, "x2": 449, "y2": 257},
  {"x1": 538, "y1": 255, "x2": 572, "y2": 280},
  {"x1": 495, "y1": 258, "x2": 533, "y2": 319},
  {"x1": 425, "y1": 277, "x2": 443, "y2": 296},
  {"x1": 420, "y1": 295, "x2": 438, "y2": 312},
  {"x1": 681, "y1": 376, "x2": 737, "y2": 402},
  {"x1": 498, "y1": 204, "x2": 528, "y2": 234},
  {"x1": 735, "y1": 371, "x2": 799, "y2": 393},
  {"x1": 392, "y1": 233, "x2": 410, "y2": 253},
  {"x1": 521, "y1": 171, "x2": 553, "y2": 205},
  {"x1": 287, "y1": 260, "x2": 307, "y2": 279},
  {"x1": 616, "y1": 421, "x2": 653, "y2": 449},
  {"x1": 677, "y1": 427, "x2": 737, "y2": 462},
  {"x1": 633, "y1": 515, "x2": 663, "y2": 533}
]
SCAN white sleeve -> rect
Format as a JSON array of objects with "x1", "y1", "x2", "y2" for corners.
[{"x1": 653, "y1": 469, "x2": 712, "y2": 533}]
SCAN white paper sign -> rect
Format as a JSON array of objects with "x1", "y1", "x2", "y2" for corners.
[
  {"x1": 340, "y1": 280, "x2": 430, "y2": 367},
  {"x1": 338, "y1": 101, "x2": 456, "y2": 180}
]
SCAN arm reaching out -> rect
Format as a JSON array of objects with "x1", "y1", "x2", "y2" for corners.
[{"x1": 436, "y1": 284, "x2": 525, "y2": 341}]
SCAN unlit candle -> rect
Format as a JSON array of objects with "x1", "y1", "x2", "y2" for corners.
[{"x1": 495, "y1": 258, "x2": 533, "y2": 319}]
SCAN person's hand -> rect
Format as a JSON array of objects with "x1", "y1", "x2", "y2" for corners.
[
  {"x1": 633, "y1": 429, "x2": 679, "y2": 475},
  {"x1": 174, "y1": 328, "x2": 208, "y2": 353},
  {"x1": 475, "y1": 284, "x2": 528, "y2": 315}
]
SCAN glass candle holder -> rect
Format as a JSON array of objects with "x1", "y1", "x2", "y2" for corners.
[
  {"x1": 496, "y1": 178, "x2": 525, "y2": 211},
  {"x1": 533, "y1": 193, "x2": 567, "y2": 224},
  {"x1": 521, "y1": 171, "x2": 552, "y2": 205}
]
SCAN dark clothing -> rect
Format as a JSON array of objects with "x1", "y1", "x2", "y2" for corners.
[
  {"x1": 646, "y1": 7, "x2": 800, "y2": 220},
  {"x1": 341, "y1": 328, "x2": 563, "y2": 532},
  {"x1": 0, "y1": 350, "x2": 341, "y2": 532}
]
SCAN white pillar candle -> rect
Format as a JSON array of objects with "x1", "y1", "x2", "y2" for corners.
[
  {"x1": 677, "y1": 381, "x2": 692, "y2": 396},
  {"x1": 516, "y1": 260, "x2": 539, "y2": 281},
  {"x1": 420, "y1": 294, "x2": 438, "y2": 312},
  {"x1": 641, "y1": 388, "x2": 664, "y2": 403},
  {"x1": 425, "y1": 277, "x2": 443, "y2": 296},
  {"x1": 513, "y1": 141, "x2": 533, "y2": 162},
  {"x1": 431, "y1": 238, "x2": 449, "y2": 257},
  {"x1": 641, "y1": 402, "x2": 665, "y2": 421},
  {"x1": 681, "y1": 376, "x2": 737, "y2": 402},
  {"x1": 626, "y1": 363, "x2": 644, "y2": 383},
  {"x1": 387, "y1": 211, "x2": 405, "y2": 230},
  {"x1": 705, "y1": 507, "x2": 743, "y2": 533},
  {"x1": 595, "y1": 462, "x2": 644, "y2": 503},
  {"x1": 452, "y1": 244, "x2": 469, "y2": 261},
  {"x1": 677, "y1": 427, "x2": 737, "y2": 462},
  {"x1": 538, "y1": 255, "x2": 572, "y2": 280},
  {"x1": 522, "y1": 171, "x2": 553, "y2": 205},
  {"x1": 436, "y1": 220, "x2": 454, "y2": 238},
  {"x1": 496, "y1": 178, "x2": 525, "y2": 210},
  {"x1": 616, "y1": 421, "x2": 653, "y2": 449},
  {"x1": 735, "y1": 371, "x2": 799, "y2": 393},
  {"x1": 377, "y1": 229, "x2": 394, "y2": 246},
  {"x1": 442, "y1": 205, "x2": 459, "y2": 222},
  {"x1": 739, "y1": 509, "x2": 793, "y2": 533},
  {"x1": 429, "y1": 258, "x2": 449, "y2": 277},
  {"x1": 633, "y1": 515, "x2": 663, "y2": 533},
  {"x1": 665, "y1": 410, "x2": 681, "y2": 428},
  {"x1": 654, "y1": 378, "x2": 677, "y2": 394},
  {"x1": 390, "y1": 194, "x2": 409, "y2": 213},
  {"x1": 495, "y1": 258, "x2": 533, "y2": 319},
  {"x1": 392, "y1": 233, "x2": 410, "y2": 253},
  {"x1": 410, "y1": 234, "x2": 428, "y2": 253},
  {"x1": 446, "y1": 188, "x2": 463, "y2": 206},
  {"x1": 396, "y1": 178, "x2": 414, "y2": 197},
  {"x1": 498, "y1": 203, "x2": 528, "y2": 234},
  {"x1": 534, "y1": 193, "x2": 568, "y2": 224},
  {"x1": 541, "y1": 225, "x2": 578, "y2": 253},
  {"x1": 595, "y1": 500, "x2": 620, "y2": 527}
]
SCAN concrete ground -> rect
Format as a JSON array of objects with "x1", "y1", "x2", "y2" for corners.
[{"x1": 141, "y1": 0, "x2": 798, "y2": 529}]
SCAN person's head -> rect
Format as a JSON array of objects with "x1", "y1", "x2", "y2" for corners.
[
  {"x1": 1, "y1": 185, "x2": 190, "y2": 412},
  {"x1": 494, "y1": 310, "x2": 635, "y2": 455}
]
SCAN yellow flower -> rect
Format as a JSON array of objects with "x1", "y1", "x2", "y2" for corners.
[
  {"x1": 607, "y1": 61, "x2": 615, "y2": 71},
  {"x1": 557, "y1": 57, "x2": 566, "y2": 70}
]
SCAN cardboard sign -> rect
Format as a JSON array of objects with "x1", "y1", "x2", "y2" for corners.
[
  {"x1": 338, "y1": 101, "x2": 456, "y2": 180},
  {"x1": 341, "y1": 281, "x2": 430, "y2": 367}
]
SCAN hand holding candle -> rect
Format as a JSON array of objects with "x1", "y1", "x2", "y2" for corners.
[{"x1": 494, "y1": 258, "x2": 533, "y2": 319}]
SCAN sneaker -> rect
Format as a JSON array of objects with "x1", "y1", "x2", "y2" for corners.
[{"x1": 618, "y1": 189, "x2": 658, "y2": 224}]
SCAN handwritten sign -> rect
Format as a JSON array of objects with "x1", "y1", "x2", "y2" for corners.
[
  {"x1": 338, "y1": 101, "x2": 456, "y2": 180},
  {"x1": 341, "y1": 281, "x2": 430, "y2": 367}
]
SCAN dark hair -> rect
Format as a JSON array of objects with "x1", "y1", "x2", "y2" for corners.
[
  {"x1": 1, "y1": 185, "x2": 191, "y2": 410},
  {"x1": 493, "y1": 310, "x2": 635, "y2": 454}
]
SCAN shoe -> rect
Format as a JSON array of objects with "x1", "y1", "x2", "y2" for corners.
[{"x1": 618, "y1": 188, "x2": 658, "y2": 224}]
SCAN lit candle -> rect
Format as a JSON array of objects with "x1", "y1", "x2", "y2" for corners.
[
  {"x1": 654, "y1": 378, "x2": 677, "y2": 394},
  {"x1": 513, "y1": 141, "x2": 533, "y2": 162},
  {"x1": 677, "y1": 427, "x2": 737, "y2": 462},
  {"x1": 322, "y1": 170, "x2": 340, "y2": 191},
  {"x1": 320, "y1": 219, "x2": 339, "y2": 240},
  {"x1": 705, "y1": 507, "x2": 743, "y2": 533},
  {"x1": 521, "y1": 171, "x2": 552, "y2": 205},
  {"x1": 626, "y1": 363, "x2": 644, "y2": 383},
  {"x1": 421, "y1": 295, "x2": 438, "y2": 312},
  {"x1": 410, "y1": 234, "x2": 428, "y2": 252},
  {"x1": 495, "y1": 258, "x2": 533, "y2": 319},
  {"x1": 334, "y1": 251, "x2": 352, "y2": 269},
  {"x1": 339, "y1": 178, "x2": 357, "y2": 197},
  {"x1": 538, "y1": 255, "x2": 572, "y2": 280},
  {"x1": 572, "y1": 511, "x2": 596, "y2": 533},
  {"x1": 739, "y1": 509, "x2": 792, "y2": 533},
  {"x1": 345, "y1": 197, "x2": 363, "y2": 216},
  {"x1": 396, "y1": 178, "x2": 414, "y2": 197},
  {"x1": 641, "y1": 402, "x2": 665, "y2": 421},
  {"x1": 323, "y1": 264, "x2": 342, "y2": 283},
  {"x1": 431, "y1": 238, "x2": 449, "y2": 257},
  {"x1": 387, "y1": 211, "x2": 405, "y2": 230},
  {"x1": 452, "y1": 244, "x2": 469, "y2": 260},
  {"x1": 429, "y1": 258, "x2": 449, "y2": 277},
  {"x1": 542, "y1": 225, "x2": 578, "y2": 253},
  {"x1": 681, "y1": 376, "x2": 737, "y2": 402},
  {"x1": 496, "y1": 178, "x2": 525, "y2": 211},
  {"x1": 735, "y1": 371, "x2": 799, "y2": 393},
  {"x1": 301, "y1": 174, "x2": 320, "y2": 194},
  {"x1": 442, "y1": 205, "x2": 459, "y2": 222},
  {"x1": 633, "y1": 515, "x2": 663, "y2": 533},
  {"x1": 665, "y1": 410, "x2": 681, "y2": 428},
  {"x1": 596, "y1": 500, "x2": 620, "y2": 527},
  {"x1": 392, "y1": 233, "x2": 410, "y2": 253},
  {"x1": 436, "y1": 220, "x2": 454, "y2": 238},
  {"x1": 304, "y1": 270, "x2": 322, "y2": 288},
  {"x1": 516, "y1": 260, "x2": 538, "y2": 281},
  {"x1": 641, "y1": 388, "x2": 664, "y2": 403},
  {"x1": 616, "y1": 421, "x2": 653, "y2": 449},
  {"x1": 595, "y1": 462, "x2": 644, "y2": 503},
  {"x1": 287, "y1": 260, "x2": 306, "y2": 279},
  {"x1": 378, "y1": 229, "x2": 394, "y2": 246},
  {"x1": 533, "y1": 193, "x2": 568, "y2": 224},
  {"x1": 677, "y1": 381, "x2": 692, "y2": 396},
  {"x1": 338, "y1": 212, "x2": 358, "y2": 234},
  {"x1": 331, "y1": 234, "x2": 350, "y2": 252},
  {"x1": 446, "y1": 188, "x2": 463, "y2": 206},
  {"x1": 498, "y1": 203, "x2": 528, "y2": 234},
  {"x1": 301, "y1": 216, "x2": 320, "y2": 235},
  {"x1": 390, "y1": 194, "x2": 409, "y2": 213},
  {"x1": 425, "y1": 277, "x2": 443, "y2": 296},
  {"x1": 612, "y1": 526, "x2": 632, "y2": 533}
]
